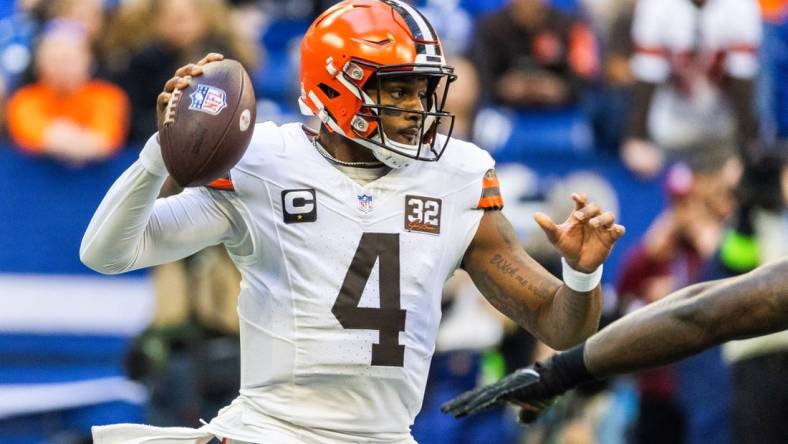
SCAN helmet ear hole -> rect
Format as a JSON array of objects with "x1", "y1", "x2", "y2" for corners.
[{"x1": 318, "y1": 83, "x2": 340, "y2": 99}]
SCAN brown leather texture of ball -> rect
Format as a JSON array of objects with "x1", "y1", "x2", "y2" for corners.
[{"x1": 160, "y1": 59, "x2": 256, "y2": 187}]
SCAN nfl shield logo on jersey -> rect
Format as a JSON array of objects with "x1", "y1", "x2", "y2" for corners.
[
  {"x1": 357, "y1": 194, "x2": 373, "y2": 213},
  {"x1": 189, "y1": 84, "x2": 227, "y2": 116}
]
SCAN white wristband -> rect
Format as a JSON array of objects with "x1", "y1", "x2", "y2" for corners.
[
  {"x1": 139, "y1": 133, "x2": 168, "y2": 177},
  {"x1": 562, "y1": 257, "x2": 603, "y2": 292}
]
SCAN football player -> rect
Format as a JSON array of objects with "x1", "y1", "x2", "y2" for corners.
[
  {"x1": 442, "y1": 257, "x2": 788, "y2": 423},
  {"x1": 82, "y1": 1, "x2": 624, "y2": 443}
]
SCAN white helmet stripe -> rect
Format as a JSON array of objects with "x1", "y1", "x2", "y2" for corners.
[{"x1": 382, "y1": 0, "x2": 440, "y2": 56}]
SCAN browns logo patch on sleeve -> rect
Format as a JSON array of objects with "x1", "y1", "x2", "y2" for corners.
[
  {"x1": 477, "y1": 169, "x2": 503, "y2": 210},
  {"x1": 206, "y1": 176, "x2": 235, "y2": 191}
]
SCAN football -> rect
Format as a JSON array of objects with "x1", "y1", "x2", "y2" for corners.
[{"x1": 159, "y1": 59, "x2": 256, "y2": 187}]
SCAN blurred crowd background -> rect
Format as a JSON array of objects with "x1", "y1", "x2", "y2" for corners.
[{"x1": 0, "y1": 0, "x2": 786, "y2": 443}]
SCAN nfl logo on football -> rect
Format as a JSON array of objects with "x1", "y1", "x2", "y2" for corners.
[
  {"x1": 189, "y1": 84, "x2": 228, "y2": 116},
  {"x1": 357, "y1": 194, "x2": 373, "y2": 214}
]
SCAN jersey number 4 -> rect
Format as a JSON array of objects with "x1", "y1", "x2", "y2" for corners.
[{"x1": 332, "y1": 233, "x2": 406, "y2": 367}]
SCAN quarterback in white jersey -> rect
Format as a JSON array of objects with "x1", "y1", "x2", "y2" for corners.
[{"x1": 82, "y1": 1, "x2": 625, "y2": 443}]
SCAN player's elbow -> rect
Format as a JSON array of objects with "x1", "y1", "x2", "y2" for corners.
[
  {"x1": 673, "y1": 298, "x2": 721, "y2": 344},
  {"x1": 79, "y1": 240, "x2": 127, "y2": 275}
]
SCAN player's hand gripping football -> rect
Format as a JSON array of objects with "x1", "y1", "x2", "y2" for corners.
[
  {"x1": 156, "y1": 52, "x2": 224, "y2": 130},
  {"x1": 441, "y1": 357, "x2": 569, "y2": 424},
  {"x1": 534, "y1": 193, "x2": 625, "y2": 273}
]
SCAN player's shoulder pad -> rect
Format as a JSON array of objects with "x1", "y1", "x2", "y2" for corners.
[
  {"x1": 231, "y1": 121, "x2": 287, "y2": 170},
  {"x1": 437, "y1": 135, "x2": 496, "y2": 179},
  {"x1": 205, "y1": 121, "x2": 285, "y2": 192}
]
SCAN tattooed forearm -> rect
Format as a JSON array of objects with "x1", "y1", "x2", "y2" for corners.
[
  {"x1": 489, "y1": 254, "x2": 553, "y2": 301},
  {"x1": 476, "y1": 271, "x2": 534, "y2": 330},
  {"x1": 542, "y1": 284, "x2": 602, "y2": 348},
  {"x1": 464, "y1": 210, "x2": 603, "y2": 349}
]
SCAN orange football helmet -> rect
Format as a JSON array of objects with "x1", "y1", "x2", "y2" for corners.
[{"x1": 299, "y1": 0, "x2": 456, "y2": 168}]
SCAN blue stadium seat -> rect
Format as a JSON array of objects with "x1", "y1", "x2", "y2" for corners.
[
  {"x1": 252, "y1": 48, "x2": 298, "y2": 102},
  {"x1": 473, "y1": 106, "x2": 594, "y2": 162},
  {"x1": 458, "y1": 0, "x2": 507, "y2": 18},
  {"x1": 253, "y1": 18, "x2": 310, "y2": 101},
  {"x1": 261, "y1": 18, "x2": 310, "y2": 51}
]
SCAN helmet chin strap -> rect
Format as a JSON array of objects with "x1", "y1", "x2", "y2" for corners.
[{"x1": 354, "y1": 135, "x2": 416, "y2": 169}]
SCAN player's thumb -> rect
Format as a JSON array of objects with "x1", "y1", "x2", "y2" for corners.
[{"x1": 534, "y1": 212, "x2": 558, "y2": 243}]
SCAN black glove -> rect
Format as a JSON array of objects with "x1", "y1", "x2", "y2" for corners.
[{"x1": 441, "y1": 343, "x2": 592, "y2": 423}]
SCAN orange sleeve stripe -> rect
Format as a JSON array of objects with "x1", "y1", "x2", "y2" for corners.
[
  {"x1": 478, "y1": 169, "x2": 504, "y2": 210},
  {"x1": 481, "y1": 185, "x2": 500, "y2": 198},
  {"x1": 207, "y1": 178, "x2": 235, "y2": 191},
  {"x1": 477, "y1": 195, "x2": 504, "y2": 210},
  {"x1": 482, "y1": 176, "x2": 500, "y2": 189}
]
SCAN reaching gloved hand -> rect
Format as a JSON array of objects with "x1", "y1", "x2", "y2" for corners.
[{"x1": 441, "y1": 343, "x2": 593, "y2": 424}]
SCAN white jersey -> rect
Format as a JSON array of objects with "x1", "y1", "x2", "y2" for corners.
[
  {"x1": 81, "y1": 122, "x2": 500, "y2": 443},
  {"x1": 631, "y1": 0, "x2": 761, "y2": 83},
  {"x1": 630, "y1": 0, "x2": 761, "y2": 149}
]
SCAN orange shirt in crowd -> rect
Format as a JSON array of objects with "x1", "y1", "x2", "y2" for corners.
[
  {"x1": 760, "y1": 0, "x2": 788, "y2": 23},
  {"x1": 6, "y1": 81, "x2": 129, "y2": 155}
]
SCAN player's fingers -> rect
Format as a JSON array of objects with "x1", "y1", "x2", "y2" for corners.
[
  {"x1": 443, "y1": 387, "x2": 499, "y2": 417},
  {"x1": 164, "y1": 75, "x2": 192, "y2": 94},
  {"x1": 574, "y1": 202, "x2": 601, "y2": 222},
  {"x1": 464, "y1": 398, "x2": 499, "y2": 417},
  {"x1": 188, "y1": 53, "x2": 225, "y2": 76},
  {"x1": 197, "y1": 52, "x2": 224, "y2": 66},
  {"x1": 607, "y1": 224, "x2": 626, "y2": 240},
  {"x1": 174, "y1": 63, "x2": 195, "y2": 78},
  {"x1": 534, "y1": 212, "x2": 559, "y2": 243},
  {"x1": 589, "y1": 211, "x2": 615, "y2": 229},
  {"x1": 571, "y1": 193, "x2": 588, "y2": 210},
  {"x1": 157, "y1": 92, "x2": 171, "y2": 109},
  {"x1": 441, "y1": 389, "x2": 483, "y2": 414},
  {"x1": 163, "y1": 76, "x2": 179, "y2": 93}
]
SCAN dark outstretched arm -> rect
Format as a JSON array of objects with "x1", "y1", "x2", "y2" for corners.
[
  {"x1": 462, "y1": 211, "x2": 603, "y2": 350},
  {"x1": 586, "y1": 257, "x2": 788, "y2": 377},
  {"x1": 441, "y1": 258, "x2": 788, "y2": 421}
]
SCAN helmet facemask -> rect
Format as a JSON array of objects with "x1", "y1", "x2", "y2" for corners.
[{"x1": 345, "y1": 61, "x2": 457, "y2": 168}]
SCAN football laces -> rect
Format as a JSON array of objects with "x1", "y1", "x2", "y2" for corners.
[{"x1": 164, "y1": 89, "x2": 182, "y2": 125}]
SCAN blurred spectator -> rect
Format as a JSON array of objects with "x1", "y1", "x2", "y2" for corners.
[
  {"x1": 48, "y1": 0, "x2": 112, "y2": 78},
  {"x1": 439, "y1": 57, "x2": 480, "y2": 139},
  {"x1": 716, "y1": 151, "x2": 788, "y2": 444},
  {"x1": 616, "y1": 159, "x2": 740, "y2": 444},
  {"x1": 470, "y1": 0, "x2": 598, "y2": 109},
  {"x1": 49, "y1": 0, "x2": 104, "y2": 42},
  {"x1": 622, "y1": 0, "x2": 762, "y2": 178},
  {"x1": 587, "y1": 0, "x2": 637, "y2": 152},
  {"x1": 0, "y1": 0, "x2": 49, "y2": 132},
  {"x1": 5, "y1": 20, "x2": 129, "y2": 165},
  {"x1": 117, "y1": 0, "x2": 259, "y2": 141}
]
